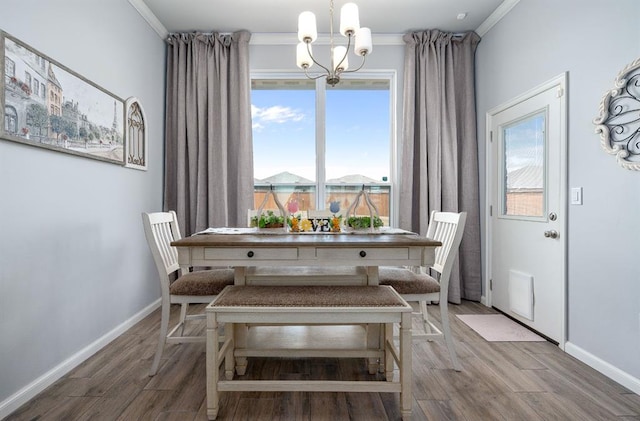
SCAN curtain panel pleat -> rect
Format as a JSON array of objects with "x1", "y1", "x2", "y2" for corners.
[
  {"x1": 400, "y1": 29, "x2": 482, "y2": 303},
  {"x1": 164, "y1": 31, "x2": 254, "y2": 236}
]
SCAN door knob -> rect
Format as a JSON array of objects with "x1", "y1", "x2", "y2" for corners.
[{"x1": 544, "y1": 230, "x2": 559, "y2": 239}]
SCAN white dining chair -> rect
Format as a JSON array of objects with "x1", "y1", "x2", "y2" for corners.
[
  {"x1": 142, "y1": 211, "x2": 234, "y2": 376},
  {"x1": 379, "y1": 210, "x2": 467, "y2": 371}
]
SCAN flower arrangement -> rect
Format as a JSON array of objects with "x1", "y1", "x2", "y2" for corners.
[{"x1": 330, "y1": 215, "x2": 342, "y2": 232}]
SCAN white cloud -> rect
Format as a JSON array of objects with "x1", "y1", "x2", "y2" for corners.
[{"x1": 251, "y1": 104, "x2": 305, "y2": 131}]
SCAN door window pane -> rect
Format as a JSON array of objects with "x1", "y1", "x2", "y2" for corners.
[{"x1": 502, "y1": 113, "x2": 545, "y2": 217}]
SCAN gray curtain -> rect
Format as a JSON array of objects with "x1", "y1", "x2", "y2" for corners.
[
  {"x1": 164, "y1": 31, "x2": 254, "y2": 236},
  {"x1": 399, "y1": 29, "x2": 482, "y2": 303}
]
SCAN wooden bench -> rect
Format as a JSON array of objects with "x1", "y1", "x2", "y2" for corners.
[{"x1": 205, "y1": 285, "x2": 413, "y2": 420}]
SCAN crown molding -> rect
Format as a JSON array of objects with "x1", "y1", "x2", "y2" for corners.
[
  {"x1": 128, "y1": 0, "x2": 169, "y2": 40},
  {"x1": 475, "y1": 0, "x2": 520, "y2": 37},
  {"x1": 250, "y1": 32, "x2": 403, "y2": 46},
  {"x1": 128, "y1": 0, "x2": 517, "y2": 43}
]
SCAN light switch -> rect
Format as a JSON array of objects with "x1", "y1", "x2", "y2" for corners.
[{"x1": 571, "y1": 187, "x2": 583, "y2": 205}]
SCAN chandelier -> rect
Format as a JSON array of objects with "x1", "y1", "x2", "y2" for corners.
[{"x1": 296, "y1": 0, "x2": 372, "y2": 87}]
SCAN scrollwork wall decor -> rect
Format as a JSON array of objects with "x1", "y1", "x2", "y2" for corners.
[
  {"x1": 593, "y1": 57, "x2": 640, "y2": 171},
  {"x1": 124, "y1": 97, "x2": 147, "y2": 170}
]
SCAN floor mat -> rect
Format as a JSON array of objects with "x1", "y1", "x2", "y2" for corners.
[{"x1": 456, "y1": 314, "x2": 546, "y2": 342}]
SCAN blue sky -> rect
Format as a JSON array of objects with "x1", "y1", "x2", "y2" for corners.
[
  {"x1": 251, "y1": 87, "x2": 390, "y2": 181},
  {"x1": 504, "y1": 113, "x2": 545, "y2": 172}
]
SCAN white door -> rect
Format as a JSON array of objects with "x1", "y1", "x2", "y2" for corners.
[{"x1": 486, "y1": 74, "x2": 567, "y2": 346}]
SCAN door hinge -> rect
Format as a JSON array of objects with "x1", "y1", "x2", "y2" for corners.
[
  {"x1": 557, "y1": 87, "x2": 564, "y2": 98},
  {"x1": 489, "y1": 279, "x2": 493, "y2": 291},
  {"x1": 490, "y1": 131, "x2": 493, "y2": 142},
  {"x1": 489, "y1": 205, "x2": 493, "y2": 217}
]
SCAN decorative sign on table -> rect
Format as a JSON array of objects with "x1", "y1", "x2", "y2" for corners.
[{"x1": 1, "y1": 31, "x2": 126, "y2": 166}]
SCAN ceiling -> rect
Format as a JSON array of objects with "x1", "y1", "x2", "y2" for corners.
[{"x1": 138, "y1": 0, "x2": 510, "y2": 37}]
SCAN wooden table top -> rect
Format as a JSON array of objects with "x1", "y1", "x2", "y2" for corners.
[{"x1": 172, "y1": 230, "x2": 441, "y2": 248}]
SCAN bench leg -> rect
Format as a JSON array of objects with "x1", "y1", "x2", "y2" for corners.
[
  {"x1": 234, "y1": 323, "x2": 248, "y2": 375},
  {"x1": 224, "y1": 323, "x2": 235, "y2": 380},
  {"x1": 206, "y1": 316, "x2": 220, "y2": 420},
  {"x1": 366, "y1": 323, "x2": 380, "y2": 374},
  {"x1": 384, "y1": 322, "x2": 394, "y2": 381},
  {"x1": 400, "y1": 312, "x2": 413, "y2": 420}
]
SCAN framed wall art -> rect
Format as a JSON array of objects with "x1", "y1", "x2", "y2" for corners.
[
  {"x1": 1, "y1": 31, "x2": 125, "y2": 165},
  {"x1": 124, "y1": 97, "x2": 147, "y2": 170}
]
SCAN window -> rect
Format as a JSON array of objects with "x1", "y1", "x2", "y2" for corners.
[
  {"x1": 251, "y1": 75, "x2": 393, "y2": 224},
  {"x1": 5, "y1": 57, "x2": 15, "y2": 78},
  {"x1": 502, "y1": 112, "x2": 545, "y2": 217},
  {"x1": 4, "y1": 106, "x2": 17, "y2": 134}
]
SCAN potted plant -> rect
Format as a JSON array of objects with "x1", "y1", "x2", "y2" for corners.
[
  {"x1": 346, "y1": 215, "x2": 384, "y2": 230},
  {"x1": 250, "y1": 210, "x2": 285, "y2": 228}
]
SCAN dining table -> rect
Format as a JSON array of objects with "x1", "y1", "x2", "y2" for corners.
[{"x1": 171, "y1": 226, "x2": 442, "y2": 285}]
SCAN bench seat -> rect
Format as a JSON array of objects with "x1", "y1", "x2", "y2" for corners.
[{"x1": 205, "y1": 285, "x2": 413, "y2": 420}]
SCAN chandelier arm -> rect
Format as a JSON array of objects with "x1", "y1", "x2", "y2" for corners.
[
  {"x1": 306, "y1": 41, "x2": 333, "y2": 76},
  {"x1": 341, "y1": 54, "x2": 367, "y2": 74},
  {"x1": 333, "y1": 33, "x2": 351, "y2": 73},
  {"x1": 302, "y1": 66, "x2": 327, "y2": 81}
]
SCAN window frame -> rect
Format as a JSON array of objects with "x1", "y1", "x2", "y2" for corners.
[{"x1": 251, "y1": 70, "x2": 397, "y2": 223}]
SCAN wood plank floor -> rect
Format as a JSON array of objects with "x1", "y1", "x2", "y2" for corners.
[{"x1": 7, "y1": 300, "x2": 640, "y2": 420}]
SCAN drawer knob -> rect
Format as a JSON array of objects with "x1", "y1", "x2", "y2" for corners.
[
  {"x1": 359, "y1": 250, "x2": 367, "y2": 257},
  {"x1": 247, "y1": 251, "x2": 254, "y2": 258}
]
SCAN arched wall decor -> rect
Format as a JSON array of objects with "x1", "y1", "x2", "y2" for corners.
[
  {"x1": 593, "y1": 57, "x2": 640, "y2": 171},
  {"x1": 124, "y1": 96, "x2": 147, "y2": 170}
]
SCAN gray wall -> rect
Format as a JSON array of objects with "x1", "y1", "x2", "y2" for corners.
[
  {"x1": 0, "y1": 0, "x2": 165, "y2": 412},
  {"x1": 476, "y1": 0, "x2": 640, "y2": 382},
  {"x1": 2, "y1": 0, "x2": 639, "y2": 413}
]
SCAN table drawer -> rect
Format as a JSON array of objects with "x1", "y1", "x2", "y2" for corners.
[
  {"x1": 316, "y1": 247, "x2": 409, "y2": 261},
  {"x1": 204, "y1": 247, "x2": 298, "y2": 261}
]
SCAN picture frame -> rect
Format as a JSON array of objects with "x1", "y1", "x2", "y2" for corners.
[
  {"x1": 124, "y1": 96, "x2": 148, "y2": 170},
  {"x1": 1, "y1": 31, "x2": 125, "y2": 165}
]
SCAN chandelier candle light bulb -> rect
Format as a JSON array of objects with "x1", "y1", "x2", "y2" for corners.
[
  {"x1": 355, "y1": 27, "x2": 372, "y2": 56},
  {"x1": 298, "y1": 11, "x2": 317, "y2": 42},
  {"x1": 296, "y1": 0, "x2": 372, "y2": 86},
  {"x1": 333, "y1": 46, "x2": 348, "y2": 71},
  {"x1": 296, "y1": 42, "x2": 313, "y2": 68},
  {"x1": 339, "y1": 3, "x2": 360, "y2": 36}
]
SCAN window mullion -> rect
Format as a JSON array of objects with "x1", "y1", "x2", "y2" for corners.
[{"x1": 315, "y1": 78, "x2": 326, "y2": 210}]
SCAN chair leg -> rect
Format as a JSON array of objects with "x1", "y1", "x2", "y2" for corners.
[
  {"x1": 150, "y1": 302, "x2": 170, "y2": 376},
  {"x1": 419, "y1": 300, "x2": 433, "y2": 334},
  {"x1": 440, "y1": 302, "x2": 462, "y2": 371},
  {"x1": 178, "y1": 303, "x2": 188, "y2": 336}
]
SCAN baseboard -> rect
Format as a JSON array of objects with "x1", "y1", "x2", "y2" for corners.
[
  {"x1": 480, "y1": 295, "x2": 488, "y2": 306},
  {"x1": 565, "y1": 341, "x2": 640, "y2": 395},
  {"x1": 0, "y1": 298, "x2": 161, "y2": 419}
]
